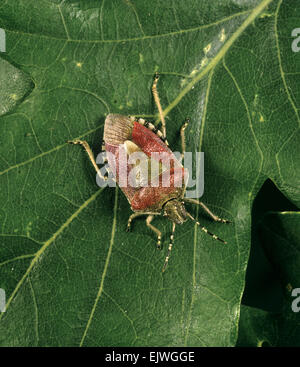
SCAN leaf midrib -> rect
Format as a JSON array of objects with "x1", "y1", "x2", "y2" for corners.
[{"x1": 163, "y1": 0, "x2": 274, "y2": 119}]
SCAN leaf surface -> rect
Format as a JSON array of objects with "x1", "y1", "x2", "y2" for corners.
[{"x1": 0, "y1": 0, "x2": 299, "y2": 346}]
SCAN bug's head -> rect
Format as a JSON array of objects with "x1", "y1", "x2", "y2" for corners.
[{"x1": 163, "y1": 199, "x2": 188, "y2": 225}]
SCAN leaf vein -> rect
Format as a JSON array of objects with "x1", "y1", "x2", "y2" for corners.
[
  {"x1": 5, "y1": 10, "x2": 251, "y2": 44},
  {"x1": 0, "y1": 188, "x2": 104, "y2": 321},
  {"x1": 79, "y1": 187, "x2": 118, "y2": 346}
]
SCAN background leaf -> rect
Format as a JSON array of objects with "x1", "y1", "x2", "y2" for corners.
[
  {"x1": 238, "y1": 211, "x2": 300, "y2": 347},
  {"x1": 0, "y1": 0, "x2": 299, "y2": 346}
]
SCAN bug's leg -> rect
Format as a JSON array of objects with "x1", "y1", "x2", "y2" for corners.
[
  {"x1": 183, "y1": 198, "x2": 231, "y2": 224},
  {"x1": 152, "y1": 72, "x2": 166, "y2": 139},
  {"x1": 186, "y1": 212, "x2": 227, "y2": 244},
  {"x1": 68, "y1": 139, "x2": 107, "y2": 181},
  {"x1": 162, "y1": 222, "x2": 176, "y2": 272},
  {"x1": 146, "y1": 215, "x2": 162, "y2": 249},
  {"x1": 127, "y1": 212, "x2": 159, "y2": 232},
  {"x1": 127, "y1": 212, "x2": 147, "y2": 232},
  {"x1": 180, "y1": 119, "x2": 189, "y2": 162}
]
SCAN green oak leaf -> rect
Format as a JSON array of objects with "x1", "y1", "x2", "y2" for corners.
[{"x1": 0, "y1": 0, "x2": 299, "y2": 346}]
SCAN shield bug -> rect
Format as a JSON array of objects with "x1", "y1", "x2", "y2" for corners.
[{"x1": 70, "y1": 73, "x2": 230, "y2": 271}]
